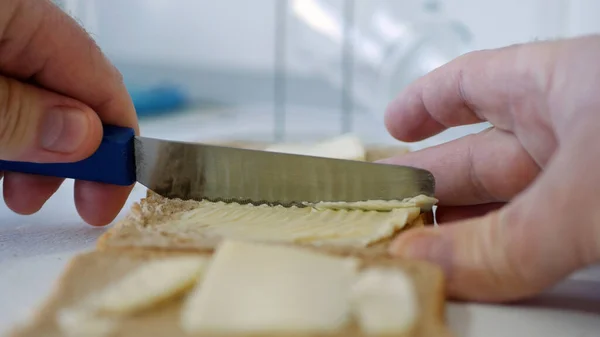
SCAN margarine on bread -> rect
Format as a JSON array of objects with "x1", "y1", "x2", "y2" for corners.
[
  {"x1": 54, "y1": 256, "x2": 209, "y2": 337},
  {"x1": 97, "y1": 137, "x2": 435, "y2": 253},
  {"x1": 181, "y1": 240, "x2": 359, "y2": 334},
  {"x1": 97, "y1": 192, "x2": 436, "y2": 253}
]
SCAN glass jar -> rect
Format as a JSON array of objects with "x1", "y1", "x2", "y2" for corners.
[{"x1": 287, "y1": 0, "x2": 473, "y2": 120}]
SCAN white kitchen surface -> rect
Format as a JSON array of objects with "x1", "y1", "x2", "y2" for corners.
[{"x1": 1, "y1": 106, "x2": 599, "y2": 336}]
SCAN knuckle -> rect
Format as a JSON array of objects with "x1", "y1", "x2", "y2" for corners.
[
  {"x1": 110, "y1": 63, "x2": 125, "y2": 85},
  {"x1": 478, "y1": 211, "x2": 541, "y2": 297},
  {"x1": 0, "y1": 78, "x2": 29, "y2": 152},
  {"x1": 500, "y1": 242, "x2": 538, "y2": 294},
  {"x1": 466, "y1": 138, "x2": 495, "y2": 202}
]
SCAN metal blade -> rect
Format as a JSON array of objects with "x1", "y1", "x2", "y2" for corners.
[{"x1": 134, "y1": 136, "x2": 435, "y2": 206}]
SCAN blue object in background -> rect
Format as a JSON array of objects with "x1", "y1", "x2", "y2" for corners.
[{"x1": 126, "y1": 83, "x2": 189, "y2": 118}]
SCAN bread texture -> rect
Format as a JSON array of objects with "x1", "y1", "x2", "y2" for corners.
[
  {"x1": 96, "y1": 189, "x2": 433, "y2": 257},
  {"x1": 8, "y1": 249, "x2": 450, "y2": 337}
]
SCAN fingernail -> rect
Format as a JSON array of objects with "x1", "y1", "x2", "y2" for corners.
[
  {"x1": 390, "y1": 231, "x2": 453, "y2": 276},
  {"x1": 41, "y1": 108, "x2": 89, "y2": 153}
]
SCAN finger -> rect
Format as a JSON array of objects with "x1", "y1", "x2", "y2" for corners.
[
  {"x1": 74, "y1": 181, "x2": 132, "y2": 226},
  {"x1": 379, "y1": 127, "x2": 540, "y2": 205},
  {"x1": 436, "y1": 203, "x2": 505, "y2": 224},
  {"x1": 0, "y1": 0, "x2": 138, "y2": 132},
  {"x1": 390, "y1": 126, "x2": 600, "y2": 302},
  {"x1": 76, "y1": 185, "x2": 133, "y2": 226},
  {"x1": 0, "y1": 76, "x2": 102, "y2": 162},
  {"x1": 1, "y1": 0, "x2": 138, "y2": 225},
  {"x1": 3, "y1": 172, "x2": 63, "y2": 214},
  {"x1": 384, "y1": 41, "x2": 555, "y2": 142}
]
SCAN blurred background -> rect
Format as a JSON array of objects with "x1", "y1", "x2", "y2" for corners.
[{"x1": 53, "y1": 0, "x2": 600, "y2": 150}]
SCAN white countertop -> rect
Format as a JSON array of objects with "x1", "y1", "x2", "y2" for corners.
[{"x1": 1, "y1": 105, "x2": 599, "y2": 336}]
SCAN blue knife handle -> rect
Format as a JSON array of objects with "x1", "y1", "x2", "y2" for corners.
[{"x1": 0, "y1": 124, "x2": 136, "y2": 186}]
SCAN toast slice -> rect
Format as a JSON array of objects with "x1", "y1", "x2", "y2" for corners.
[
  {"x1": 8, "y1": 246, "x2": 450, "y2": 337},
  {"x1": 97, "y1": 190, "x2": 434, "y2": 258},
  {"x1": 97, "y1": 140, "x2": 432, "y2": 257}
]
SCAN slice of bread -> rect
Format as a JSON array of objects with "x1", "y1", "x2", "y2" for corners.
[
  {"x1": 96, "y1": 190, "x2": 434, "y2": 259},
  {"x1": 8, "y1": 248, "x2": 451, "y2": 337},
  {"x1": 96, "y1": 141, "x2": 431, "y2": 257}
]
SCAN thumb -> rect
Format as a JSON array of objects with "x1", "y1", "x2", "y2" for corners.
[
  {"x1": 390, "y1": 208, "x2": 594, "y2": 302},
  {"x1": 389, "y1": 211, "x2": 551, "y2": 302},
  {"x1": 389, "y1": 144, "x2": 600, "y2": 302},
  {"x1": 0, "y1": 76, "x2": 102, "y2": 163}
]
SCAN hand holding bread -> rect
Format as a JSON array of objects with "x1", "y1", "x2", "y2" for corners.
[{"x1": 384, "y1": 35, "x2": 600, "y2": 302}]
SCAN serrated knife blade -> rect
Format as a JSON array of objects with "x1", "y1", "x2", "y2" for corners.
[{"x1": 134, "y1": 136, "x2": 435, "y2": 205}]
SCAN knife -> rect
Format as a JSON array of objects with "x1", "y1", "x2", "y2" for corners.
[{"x1": 0, "y1": 124, "x2": 435, "y2": 206}]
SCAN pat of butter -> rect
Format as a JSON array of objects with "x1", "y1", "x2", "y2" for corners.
[
  {"x1": 158, "y1": 201, "x2": 419, "y2": 249},
  {"x1": 310, "y1": 195, "x2": 438, "y2": 212},
  {"x1": 84, "y1": 256, "x2": 209, "y2": 314},
  {"x1": 351, "y1": 268, "x2": 419, "y2": 334},
  {"x1": 265, "y1": 133, "x2": 366, "y2": 161},
  {"x1": 56, "y1": 256, "x2": 209, "y2": 337},
  {"x1": 181, "y1": 240, "x2": 358, "y2": 334}
]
